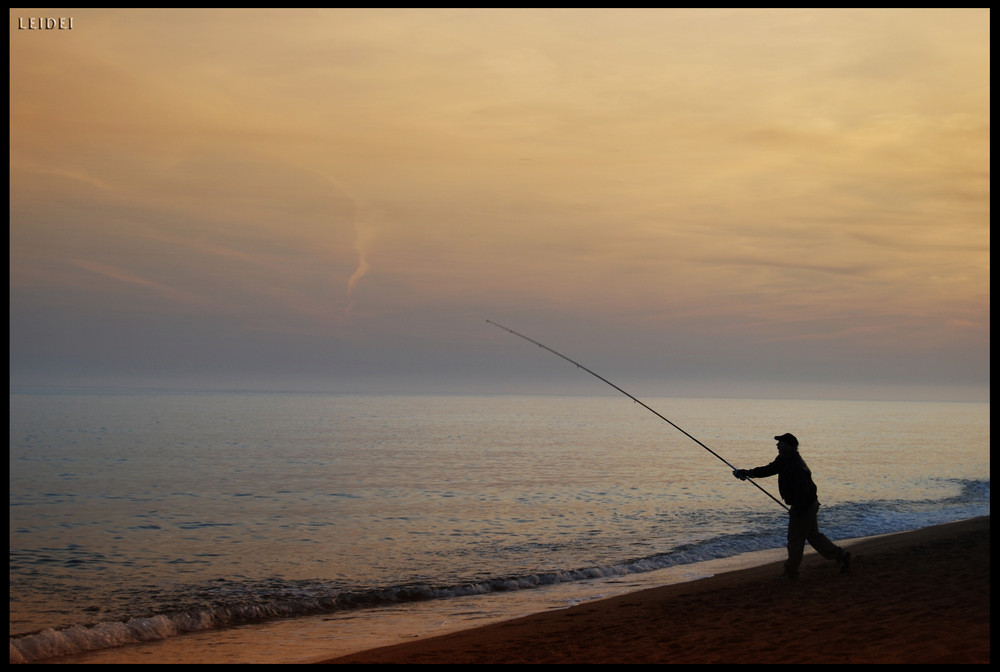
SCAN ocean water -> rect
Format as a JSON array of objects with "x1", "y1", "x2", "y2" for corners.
[{"x1": 8, "y1": 389, "x2": 990, "y2": 663}]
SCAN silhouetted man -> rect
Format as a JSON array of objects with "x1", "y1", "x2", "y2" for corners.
[{"x1": 733, "y1": 433, "x2": 851, "y2": 578}]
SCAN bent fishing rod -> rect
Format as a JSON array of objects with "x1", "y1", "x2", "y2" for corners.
[{"x1": 486, "y1": 320, "x2": 788, "y2": 511}]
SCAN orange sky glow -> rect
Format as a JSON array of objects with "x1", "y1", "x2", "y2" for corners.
[{"x1": 10, "y1": 9, "x2": 990, "y2": 401}]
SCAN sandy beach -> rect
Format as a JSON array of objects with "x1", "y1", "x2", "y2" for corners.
[{"x1": 321, "y1": 516, "x2": 989, "y2": 664}]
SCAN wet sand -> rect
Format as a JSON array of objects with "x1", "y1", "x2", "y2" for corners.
[{"x1": 320, "y1": 516, "x2": 989, "y2": 664}]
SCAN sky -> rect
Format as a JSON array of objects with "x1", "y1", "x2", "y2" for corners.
[{"x1": 9, "y1": 8, "x2": 990, "y2": 401}]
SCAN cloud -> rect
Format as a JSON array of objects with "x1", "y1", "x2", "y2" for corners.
[
  {"x1": 8, "y1": 9, "x2": 990, "y2": 399},
  {"x1": 72, "y1": 259, "x2": 210, "y2": 308}
]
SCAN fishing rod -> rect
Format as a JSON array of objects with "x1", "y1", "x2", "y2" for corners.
[{"x1": 486, "y1": 320, "x2": 788, "y2": 511}]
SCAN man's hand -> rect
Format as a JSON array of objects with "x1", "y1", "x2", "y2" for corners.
[{"x1": 733, "y1": 469, "x2": 750, "y2": 481}]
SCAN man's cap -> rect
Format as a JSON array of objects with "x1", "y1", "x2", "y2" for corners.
[{"x1": 774, "y1": 433, "x2": 799, "y2": 448}]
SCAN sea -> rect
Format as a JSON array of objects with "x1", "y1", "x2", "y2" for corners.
[{"x1": 9, "y1": 388, "x2": 990, "y2": 663}]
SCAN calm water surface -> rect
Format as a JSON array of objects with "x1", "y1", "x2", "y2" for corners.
[{"x1": 9, "y1": 390, "x2": 990, "y2": 662}]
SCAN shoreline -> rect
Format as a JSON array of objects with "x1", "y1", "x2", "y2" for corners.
[{"x1": 319, "y1": 516, "x2": 990, "y2": 664}]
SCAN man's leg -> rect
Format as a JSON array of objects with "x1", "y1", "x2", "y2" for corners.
[
  {"x1": 784, "y1": 506, "x2": 810, "y2": 576},
  {"x1": 806, "y1": 502, "x2": 847, "y2": 562},
  {"x1": 806, "y1": 531, "x2": 843, "y2": 560}
]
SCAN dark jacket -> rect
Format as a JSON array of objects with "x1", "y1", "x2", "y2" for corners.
[{"x1": 748, "y1": 448, "x2": 818, "y2": 510}]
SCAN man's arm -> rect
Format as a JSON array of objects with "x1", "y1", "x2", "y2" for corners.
[{"x1": 747, "y1": 456, "x2": 783, "y2": 479}]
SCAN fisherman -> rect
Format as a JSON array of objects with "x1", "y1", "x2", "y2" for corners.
[{"x1": 733, "y1": 433, "x2": 851, "y2": 579}]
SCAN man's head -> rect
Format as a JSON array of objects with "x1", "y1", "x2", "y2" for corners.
[{"x1": 774, "y1": 433, "x2": 799, "y2": 451}]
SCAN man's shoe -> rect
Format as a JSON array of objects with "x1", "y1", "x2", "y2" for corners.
[
  {"x1": 840, "y1": 551, "x2": 852, "y2": 574},
  {"x1": 778, "y1": 572, "x2": 798, "y2": 580}
]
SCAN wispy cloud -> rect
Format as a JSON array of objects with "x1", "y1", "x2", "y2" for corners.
[
  {"x1": 73, "y1": 259, "x2": 210, "y2": 308},
  {"x1": 9, "y1": 9, "x2": 989, "y2": 398}
]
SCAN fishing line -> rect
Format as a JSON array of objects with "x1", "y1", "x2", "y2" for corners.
[{"x1": 486, "y1": 320, "x2": 788, "y2": 511}]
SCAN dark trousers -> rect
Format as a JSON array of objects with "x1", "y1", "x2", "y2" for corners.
[{"x1": 784, "y1": 499, "x2": 844, "y2": 575}]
